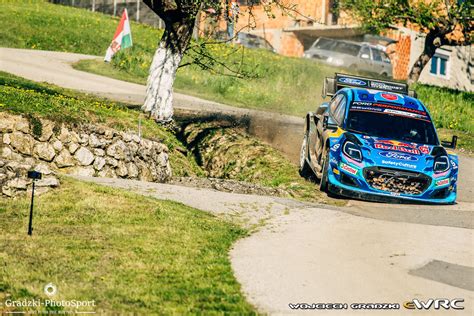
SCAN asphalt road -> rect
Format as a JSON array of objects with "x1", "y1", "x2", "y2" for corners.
[
  {"x1": 73, "y1": 176, "x2": 474, "y2": 315},
  {"x1": 2, "y1": 48, "x2": 473, "y2": 315}
]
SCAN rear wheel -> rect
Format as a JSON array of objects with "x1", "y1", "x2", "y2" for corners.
[
  {"x1": 319, "y1": 147, "x2": 330, "y2": 192},
  {"x1": 299, "y1": 132, "x2": 313, "y2": 179}
]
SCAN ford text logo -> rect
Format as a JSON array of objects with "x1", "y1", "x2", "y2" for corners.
[
  {"x1": 338, "y1": 77, "x2": 367, "y2": 86},
  {"x1": 379, "y1": 151, "x2": 418, "y2": 161}
]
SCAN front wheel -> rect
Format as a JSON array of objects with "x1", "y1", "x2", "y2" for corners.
[
  {"x1": 299, "y1": 132, "x2": 313, "y2": 179},
  {"x1": 319, "y1": 147, "x2": 330, "y2": 192}
]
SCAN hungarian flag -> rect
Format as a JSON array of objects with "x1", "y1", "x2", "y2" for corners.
[{"x1": 104, "y1": 9, "x2": 132, "y2": 62}]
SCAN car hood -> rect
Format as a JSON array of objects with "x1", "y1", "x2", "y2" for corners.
[{"x1": 352, "y1": 134, "x2": 435, "y2": 173}]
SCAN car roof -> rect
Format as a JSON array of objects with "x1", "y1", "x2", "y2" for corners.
[
  {"x1": 342, "y1": 88, "x2": 428, "y2": 112},
  {"x1": 315, "y1": 38, "x2": 389, "y2": 51},
  {"x1": 314, "y1": 37, "x2": 362, "y2": 47}
]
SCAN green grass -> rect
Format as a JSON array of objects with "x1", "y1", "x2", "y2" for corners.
[
  {"x1": 1, "y1": 0, "x2": 471, "y2": 138},
  {"x1": 0, "y1": 0, "x2": 343, "y2": 115},
  {"x1": 437, "y1": 128, "x2": 474, "y2": 155},
  {"x1": 74, "y1": 59, "x2": 474, "y2": 152},
  {"x1": 414, "y1": 85, "x2": 474, "y2": 133},
  {"x1": 0, "y1": 71, "x2": 203, "y2": 177},
  {"x1": 0, "y1": 178, "x2": 255, "y2": 314},
  {"x1": 0, "y1": 71, "x2": 337, "y2": 203}
]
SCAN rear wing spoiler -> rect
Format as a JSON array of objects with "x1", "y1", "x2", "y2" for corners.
[{"x1": 322, "y1": 73, "x2": 417, "y2": 98}]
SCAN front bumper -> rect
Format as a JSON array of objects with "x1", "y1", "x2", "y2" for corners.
[{"x1": 327, "y1": 170, "x2": 457, "y2": 205}]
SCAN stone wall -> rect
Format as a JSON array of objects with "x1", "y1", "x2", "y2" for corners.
[
  {"x1": 0, "y1": 159, "x2": 59, "y2": 197},
  {"x1": 0, "y1": 112, "x2": 172, "y2": 196}
]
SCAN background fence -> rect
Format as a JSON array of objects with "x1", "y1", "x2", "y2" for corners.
[{"x1": 48, "y1": 0, "x2": 165, "y2": 28}]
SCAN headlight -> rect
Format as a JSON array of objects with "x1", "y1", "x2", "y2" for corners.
[
  {"x1": 434, "y1": 155, "x2": 450, "y2": 173},
  {"x1": 343, "y1": 141, "x2": 362, "y2": 162}
]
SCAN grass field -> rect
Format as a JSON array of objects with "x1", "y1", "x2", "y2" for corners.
[
  {"x1": 0, "y1": 178, "x2": 255, "y2": 314},
  {"x1": 0, "y1": 71, "x2": 334, "y2": 201},
  {"x1": 74, "y1": 60, "x2": 473, "y2": 153},
  {"x1": 3, "y1": 0, "x2": 471, "y2": 136},
  {"x1": 0, "y1": 71, "x2": 203, "y2": 177}
]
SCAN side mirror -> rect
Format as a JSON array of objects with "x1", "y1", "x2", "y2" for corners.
[
  {"x1": 360, "y1": 53, "x2": 370, "y2": 59},
  {"x1": 323, "y1": 115, "x2": 338, "y2": 131},
  {"x1": 316, "y1": 102, "x2": 329, "y2": 115},
  {"x1": 441, "y1": 135, "x2": 457, "y2": 149},
  {"x1": 322, "y1": 77, "x2": 336, "y2": 98}
]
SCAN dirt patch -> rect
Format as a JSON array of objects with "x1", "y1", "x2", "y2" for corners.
[
  {"x1": 168, "y1": 117, "x2": 329, "y2": 203},
  {"x1": 170, "y1": 177, "x2": 290, "y2": 197}
]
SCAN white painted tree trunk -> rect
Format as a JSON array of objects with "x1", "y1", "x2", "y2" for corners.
[{"x1": 142, "y1": 41, "x2": 182, "y2": 122}]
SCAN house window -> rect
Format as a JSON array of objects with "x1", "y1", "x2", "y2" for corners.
[{"x1": 430, "y1": 54, "x2": 449, "y2": 77}]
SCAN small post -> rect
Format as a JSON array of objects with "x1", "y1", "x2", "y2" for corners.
[
  {"x1": 28, "y1": 180, "x2": 35, "y2": 236},
  {"x1": 27, "y1": 171, "x2": 42, "y2": 236},
  {"x1": 138, "y1": 117, "x2": 142, "y2": 142},
  {"x1": 92, "y1": 0, "x2": 96, "y2": 12},
  {"x1": 136, "y1": 0, "x2": 140, "y2": 22},
  {"x1": 113, "y1": 0, "x2": 117, "y2": 16}
]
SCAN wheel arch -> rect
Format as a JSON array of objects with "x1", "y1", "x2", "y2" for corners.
[
  {"x1": 324, "y1": 138, "x2": 331, "y2": 154},
  {"x1": 304, "y1": 112, "x2": 313, "y2": 132}
]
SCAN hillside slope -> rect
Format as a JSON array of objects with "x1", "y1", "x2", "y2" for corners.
[{"x1": 2, "y1": 0, "x2": 471, "y2": 135}]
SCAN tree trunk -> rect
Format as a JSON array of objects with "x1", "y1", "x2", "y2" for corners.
[
  {"x1": 407, "y1": 31, "x2": 441, "y2": 85},
  {"x1": 142, "y1": 37, "x2": 183, "y2": 122},
  {"x1": 142, "y1": 20, "x2": 194, "y2": 122}
]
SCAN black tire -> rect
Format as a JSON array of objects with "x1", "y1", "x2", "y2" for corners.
[
  {"x1": 319, "y1": 147, "x2": 330, "y2": 192},
  {"x1": 299, "y1": 132, "x2": 313, "y2": 179}
]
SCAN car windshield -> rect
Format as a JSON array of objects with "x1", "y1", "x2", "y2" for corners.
[
  {"x1": 313, "y1": 38, "x2": 335, "y2": 50},
  {"x1": 333, "y1": 42, "x2": 360, "y2": 56},
  {"x1": 346, "y1": 106, "x2": 438, "y2": 145}
]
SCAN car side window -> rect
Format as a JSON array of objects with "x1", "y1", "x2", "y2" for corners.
[
  {"x1": 381, "y1": 51, "x2": 391, "y2": 63},
  {"x1": 360, "y1": 46, "x2": 370, "y2": 59},
  {"x1": 329, "y1": 94, "x2": 343, "y2": 117},
  {"x1": 329, "y1": 94, "x2": 346, "y2": 125},
  {"x1": 371, "y1": 48, "x2": 383, "y2": 62},
  {"x1": 333, "y1": 95, "x2": 347, "y2": 125}
]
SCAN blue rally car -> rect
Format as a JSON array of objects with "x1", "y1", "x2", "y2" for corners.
[{"x1": 299, "y1": 74, "x2": 459, "y2": 204}]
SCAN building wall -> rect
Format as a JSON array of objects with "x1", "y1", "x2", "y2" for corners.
[
  {"x1": 384, "y1": 29, "x2": 411, "y2": 80},
  {"x1": 384, "y1": 26, "x2": 473, "y2": 92},
  {"x1": 394, "y1": 25, "x2": 473, "y2": 92},
  {"x1": 221, "y1": 0, "x2": 355, "y2": 57},
  {"x1": 234, "y1": 0, "x2": 330, "y2": 31},
  {"x1": 230, "y1": 2, "x2": 326, "y2": 57},
  {"x1": 419, "y1": 45, "x2": 474, "y2": 92}
]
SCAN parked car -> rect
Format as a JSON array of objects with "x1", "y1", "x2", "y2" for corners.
[
  {"x1": 303, "y1": 38, "x2": 393, "y2": 77},
  {"x1": 216, "y1": 31, "x2": 276, "y2": 52},
  {"x1": 235, "y1": 32, "x2": 276, "y2": 52},
  {"x1": 299, "y1": 73, "x2": 459, "y2": 204}
]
